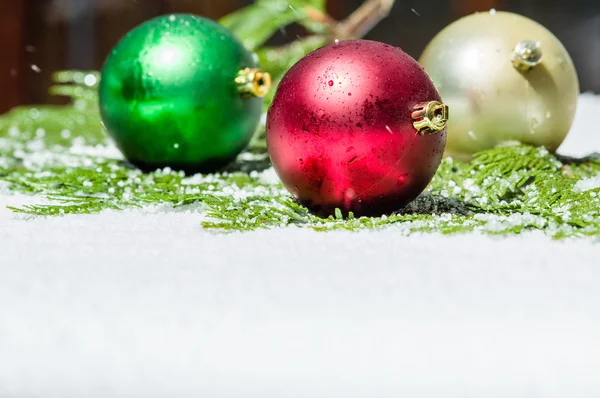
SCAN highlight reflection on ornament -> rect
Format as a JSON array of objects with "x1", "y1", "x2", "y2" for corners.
[{"x1": 420, "y1": 11, "x2": 579, "y2": 160}]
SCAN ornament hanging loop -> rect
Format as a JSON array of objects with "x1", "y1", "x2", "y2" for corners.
[
  {"x1": 412, "y1": 101, "x2": 449, "y2": 135},
  {"x1": 512, "y1": 40, "x2": 543, "y2": 72},
  {"x1": 236, "y1": 68, "x2": 272, "y2": 98}
]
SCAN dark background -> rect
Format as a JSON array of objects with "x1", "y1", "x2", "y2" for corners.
[{"x1": 1, "y1": 0, "x2": 599, "y2": 114}]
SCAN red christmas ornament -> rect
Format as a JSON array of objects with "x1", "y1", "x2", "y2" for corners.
[{"x1": 267, "y1": 40, "x2": 449, "y2": 216}]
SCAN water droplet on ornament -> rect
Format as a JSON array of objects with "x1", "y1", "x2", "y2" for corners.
[
  {"x1": 530, "y1": 118, "x2": 540, "y2": 133},
  {"x1": 490, "y1": 8, "x2": 497, "y2": 15},
  {"x1": 174, "y1": 143, "x2": 179, "y2": 149},
  {"x1": 397, "y1": 174, "x2": 407, "y2": 185},
  {"x1": 169, "y1": 15, "x2": 176, "y2": 22},
  {"x1": 344, "y1": 189, "x2": 356, "y2": 201},
  {"x1": 328, "y1": 80, "x2": 334, "y2": 87},
  {"x1": 348, "y1": 93, "x2": 352, "y2": 96},
  {"x1": 348, "y1": 155, "x2": 366, "y2": 166}
]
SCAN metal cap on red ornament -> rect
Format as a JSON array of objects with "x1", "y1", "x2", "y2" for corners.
[{"x1": 266, "y1": 40, "x2": 448, "y2": 217}]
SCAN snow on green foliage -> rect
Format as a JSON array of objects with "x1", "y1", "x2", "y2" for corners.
[{"x1": 1, "y1": 71, "x2": 600, "y2": 238}]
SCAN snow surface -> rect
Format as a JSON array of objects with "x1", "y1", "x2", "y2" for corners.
[{"x1": 1, "y1": 94, "x2": 600, "y2": 398}]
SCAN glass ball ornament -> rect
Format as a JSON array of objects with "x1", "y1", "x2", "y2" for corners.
[
  {"x1": 99, "y1": 14, "x2": 271, "y2": 173},
  {"x1": 267, "y1": 40, "x2": 448, "y2": 217},
  {"x1": 420, "y1": 11, "x2": 579, "y2": 160}
]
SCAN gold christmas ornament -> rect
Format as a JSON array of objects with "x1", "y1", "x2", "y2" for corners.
[{"x1": 419, "y1": 11, "x2": 579, "y2": 160}]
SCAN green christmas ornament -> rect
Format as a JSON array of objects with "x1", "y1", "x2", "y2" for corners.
[{"x1": 99, "y1": 14, "x2": 271, "y2": 173}]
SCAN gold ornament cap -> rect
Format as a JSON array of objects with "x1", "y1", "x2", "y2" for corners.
[
  {"x1": 412, "y1": 101, "x2": 449, "y2": 135},
  {"x1": 236, "y1": 68, "x2": 272, "y2": 98},
  {"x1": 512, "y1": 40, "x2": 543, "y2": 72}
]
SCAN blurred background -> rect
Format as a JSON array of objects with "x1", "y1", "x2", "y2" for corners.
[{"x1": 1, "y1": 0, "x2": 599, "y2": 114}]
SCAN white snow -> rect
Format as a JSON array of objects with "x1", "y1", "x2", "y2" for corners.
[
  {"x1": 556, "y1": 93, "x2": 600, "y2": 158},
  {"x1": 1, "y1": 94, "x2": 600, "y2": 397},
  {"x1": 574, "y1": 173, "x2": 600, "y2": 192}
]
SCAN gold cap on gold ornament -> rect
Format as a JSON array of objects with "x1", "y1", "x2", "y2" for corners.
[{"x1": 512, "y1": 40, "x2": 543, "y2": 72}]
